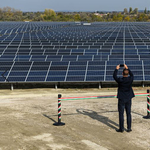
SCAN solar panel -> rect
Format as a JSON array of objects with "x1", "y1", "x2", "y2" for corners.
[
  {"x1": 69, "y1": 66, "x2": 86, "y2": 70},
  {"x1": 68, "y1": 71, "x2": 85, "y2": 75},
  {"x1": 66, "y1": 76, "x2": 84, "y2": 81},
  {"x1": 0, "y1": 22, "x2": 150, "y2": 83},
  {"x1": 86, "y1": 76, "x2": 104, "y2": 81},
  {"x1": 26, "y1": 77, "x2": 45, "y2": 82},
  {"x1": 88, "y1": 66, "x2": 105, "y2": 70},
  {"x1": 105, "y1": 76, "x2": 114, "y2": 81},
  {"x1": 50, "y1": 66, "x2": 68, "y2": 70},
  {"x1": 87, "y1": 71, "x2": 104, "y2": 75},
  {"x1": 29, "y1": 71, "x2": 47, "y2": 76},
  {"x1": 134, "y1": 76, "x2": 144, "y2": 81},
  {"x1": 7, "y1": 77, "x2": 26, "y2": 82},
  {"x1": 12, "y1": 66, "x2": 30, "y2": 71},
  {"x1": 9, "y1": 72, "x2": 28, "y2": 76},
  {"x1": 48, "y1": 71, "x2": 66, "y2": 76},
  {"x1": 46, "y1": 76, "x2": 65, "y2": 81}
]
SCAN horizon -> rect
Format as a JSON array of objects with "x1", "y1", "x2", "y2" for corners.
[
  {"x1": 0, "y1": 7, "x2": 147, "y2": 13},
  {"x1": 1, "y1": 0, "x2": 150, "y2": 12}
]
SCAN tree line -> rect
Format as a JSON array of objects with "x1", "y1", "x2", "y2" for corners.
[{"x1": 0, "y1": 7, "x2": 150, "y2": 22}]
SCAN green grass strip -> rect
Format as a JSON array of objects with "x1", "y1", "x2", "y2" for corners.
[
  {"x1": 59, "y1": 94, "x2": 149, "y2": 101},
  {"x1": 60, "y1": 96, "x2": 116, "y2": 101},
  {"x1": 136, "y1": 94, "x2": 149, "y2": 96}
]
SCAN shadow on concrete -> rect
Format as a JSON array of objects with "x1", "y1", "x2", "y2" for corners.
[
  {"x1": 132, "y1": 111, "x2": 144, "y2": 117},
  {"x1": 76, "y1": 108, "x2": 119, "y2": 130},
  {"x1": 43, "y1": 114, "x2": 57, "y2": 123}
]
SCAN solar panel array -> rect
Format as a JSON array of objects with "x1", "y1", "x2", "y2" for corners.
[{"x1": 0, "y1": 22, "x2": 150, "y2": 83}]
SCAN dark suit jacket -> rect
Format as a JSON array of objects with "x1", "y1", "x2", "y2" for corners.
[{"x1": 113, "y1": 69, "x2": 135, "y2": 102}]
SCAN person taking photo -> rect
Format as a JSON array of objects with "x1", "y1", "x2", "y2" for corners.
[{"x1": 113, "y1": 64, "x2": 135, "y2": 133}]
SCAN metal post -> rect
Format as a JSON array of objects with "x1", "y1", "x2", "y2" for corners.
[
  {"x1": 53, "y1": 94, "x2": 65, "y2": 126},
  {"x1": 11, "y1": 84, "x2": 13, "y2": 91},
  {"x1": 55, "y1": 84, "x2": 57, "y2": 89},
  {"x1": 58, "y1": 94, "x2": 62, "y2": 123},
  {"x1": 142, "y1": 83, "x2": 144, "y2": 88},
  {"x1": 143, "y1": 90, "x2": 150, "y2": 119},
  {"x1": 99, "y1": 82, "x2": 101, "y2": 89}
]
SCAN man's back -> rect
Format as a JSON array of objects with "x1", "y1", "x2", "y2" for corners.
[
  {"x1": 113, "y1": 64, "x2": 134, "y2": 132},
  {"x1": 113, "y1": 68, "x2": 135, "y2": 101}
]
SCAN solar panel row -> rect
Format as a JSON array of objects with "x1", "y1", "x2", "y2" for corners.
[
  {"x1": 0, "y1": 60, "x2": 149, "y2": 82},
  {"x1": 0, "y1": 22, "x2": 150, "y2": 83}
]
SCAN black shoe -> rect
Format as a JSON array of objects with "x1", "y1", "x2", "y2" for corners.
[
  {"x1": 127, "y1": 129, "x2": 132, "y2": 132},
  {"x1": 116, "y1": 129, "x2": 124, "y2": 133}
]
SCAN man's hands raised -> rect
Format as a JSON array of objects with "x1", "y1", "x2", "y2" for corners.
[
  {"x1": 124, "y1": 64, "x2": 128, "y2": 69},
  {"x1": 116, "y1": 65, "x2": 120, "y2": 70},
  {"x1": 116, "y1": 64, "x2": 128, "y2": 70}
]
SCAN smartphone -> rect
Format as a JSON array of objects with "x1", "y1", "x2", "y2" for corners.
[{"x1": 120, "y1": 64, "x2": 124, "y2": 67}]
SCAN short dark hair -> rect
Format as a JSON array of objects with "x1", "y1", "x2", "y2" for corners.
[{"x1": 123, "y1": 69, "x2": 129, "y2": 76}]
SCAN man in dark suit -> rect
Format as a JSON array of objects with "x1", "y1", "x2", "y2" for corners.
[{"x1": 113, "y1": 64, "x2": 135, "y2": 133}]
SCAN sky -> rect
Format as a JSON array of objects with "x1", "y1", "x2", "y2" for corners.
[{"x1": 1, "y1": 0, "x2": 150, "y2": 12}]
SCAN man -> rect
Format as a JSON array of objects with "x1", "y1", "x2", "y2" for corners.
[{"x1": 113, "y1": 64, "x2": 135, "y2": 133}]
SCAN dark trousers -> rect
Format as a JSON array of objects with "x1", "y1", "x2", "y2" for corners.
[{"x1": 118, "y1": 99, "x2": 132, "y2": 130}]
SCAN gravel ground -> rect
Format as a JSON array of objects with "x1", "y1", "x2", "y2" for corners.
[{"x1": 0, "y1": 87, "x2": 150, "y2": 150}]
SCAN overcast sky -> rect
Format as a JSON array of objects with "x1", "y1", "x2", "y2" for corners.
[{"x1": 1, "y1": 0, "x2": 150, "y2": 12}]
